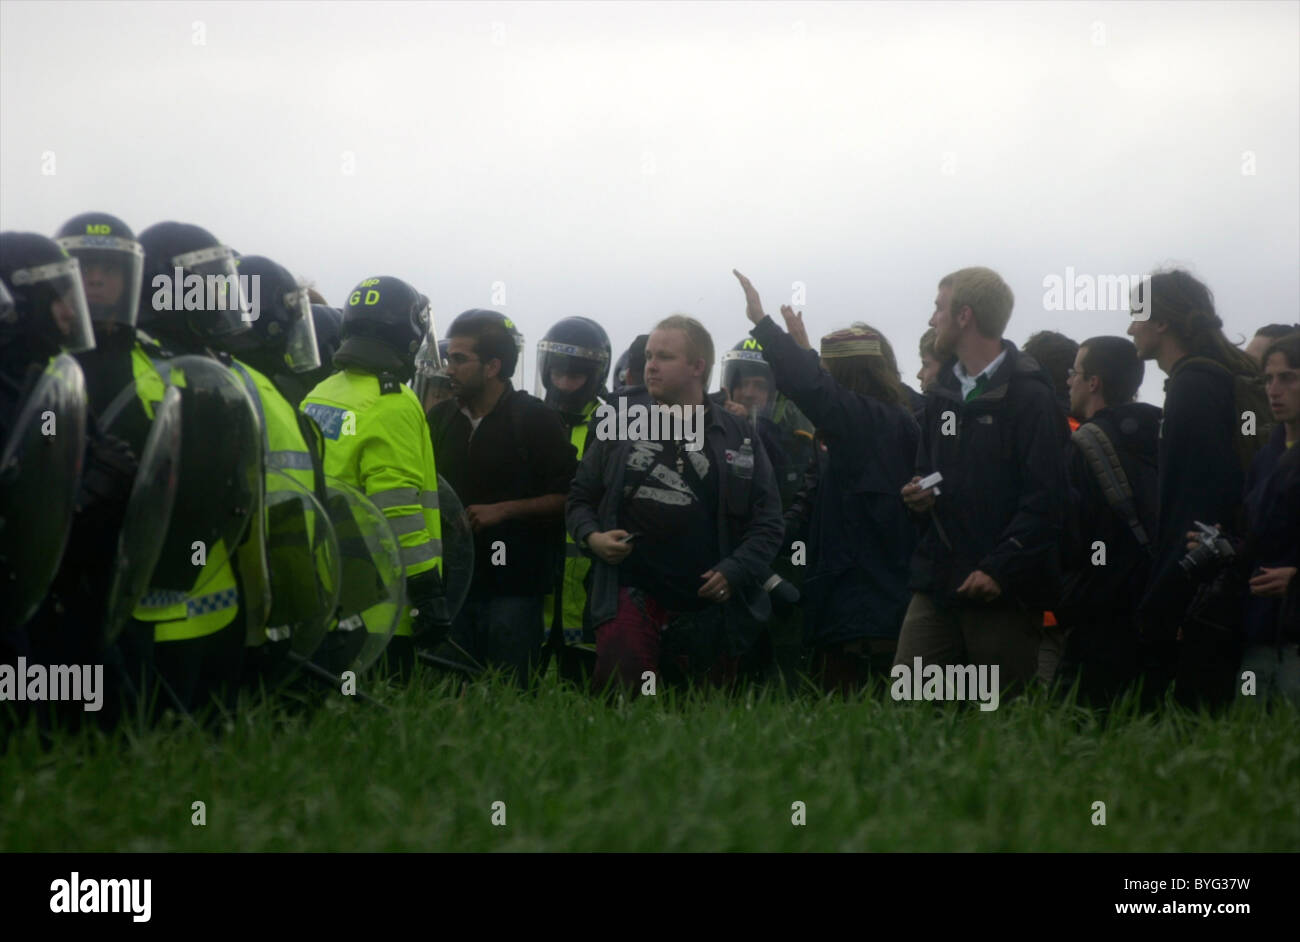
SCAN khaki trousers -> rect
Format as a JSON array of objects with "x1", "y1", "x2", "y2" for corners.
[{"x1": 893, "y1": 592, "x2": 1042, "y2": 691}]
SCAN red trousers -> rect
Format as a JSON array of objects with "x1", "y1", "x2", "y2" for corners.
[{"x1": 592, "y1": 587, "x2": 738, "y2": 696}]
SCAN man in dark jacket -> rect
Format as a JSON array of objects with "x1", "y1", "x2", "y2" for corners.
[
  {"x1": 898, "y1": 267, "x2": 1070, "y2": 692},
  {"x1": 1055, "y1": 336, "x2": 1161, "y2": 705},
  {"x1": 429, "y1": 309, "x2": 578, "y2": 687},
  {"x1": 566, "y1": 315, "x2": 784, "y2": 695},
  {"x1": 733, "y1": 271, "x2": 919, "y2": 692}
]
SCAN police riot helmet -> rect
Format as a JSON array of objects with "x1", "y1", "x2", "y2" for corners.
[
  {"x1": 721, "y1": 337, "x2": 775, "y2": 415},
  {"x1": 221, "y1": 254, "x2": 320, "y2": 374},
  {"x1": 310, "y1": 303, "x2": 343, "y2": 370},
  {"x1": 612, "y1": 347, "x2": 630, "y2": 390},
  {"x1": 536, "y1": 315, "x2": 610, "y2": 412},
  {"x1": 0, "y1": 232, "x2": 95, "y2": 361},
  {"x1": 136, "y1": 221, "x2": 250, "y2": 348},
  {"x1": 337, "y1": 276, "x2": 429, "y2": 378},
  {"x1": 53, "y1": 212, "x2": 144, "y2": 330}
]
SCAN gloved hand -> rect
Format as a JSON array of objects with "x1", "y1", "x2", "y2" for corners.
[
  {"x1": 79, "y1": 429, "x2": 138, "y2": 518},
  {"x1": 407, "y1": 567, "x2": 452, "y2": 647}
]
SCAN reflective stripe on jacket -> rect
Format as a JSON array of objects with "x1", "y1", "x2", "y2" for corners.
[{"x1": 302, "y1": 369, "x2": 441, "y2": 637}]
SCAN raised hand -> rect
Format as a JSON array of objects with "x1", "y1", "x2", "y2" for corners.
[
  {"x1": 732, "y1": 269, "x2": 766, "y2": 325},
  {"x1": 779, "y1": 304, "x2": 811, "y2": 350}
]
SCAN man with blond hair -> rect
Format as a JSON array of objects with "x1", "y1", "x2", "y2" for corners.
[
  {"x1": 566, "y1": 314, "x2": 784, "y2": 694},
  {"x1": 898, "y1": 267, "x2": 1070, "y2": 692}
]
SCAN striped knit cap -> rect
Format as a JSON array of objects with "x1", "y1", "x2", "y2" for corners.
[{"x1": 820, "y1": 325, "x2": 884, "y2": 359}]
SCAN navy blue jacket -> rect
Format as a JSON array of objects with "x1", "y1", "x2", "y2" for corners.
[
  {"x1": 751, "y1": 316, "x2": 919, "y2": 644},
  {"x1": 911, "y1": 341, "x2": 1070, "y2": 610}
]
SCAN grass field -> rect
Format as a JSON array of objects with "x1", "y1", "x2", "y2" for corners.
[{"x1": 3, "y1": 669, "x2": 1299, "y2": 852}]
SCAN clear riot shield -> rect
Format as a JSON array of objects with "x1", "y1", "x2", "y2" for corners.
[
  {"x1": 103, "y1": 385, "x2": 182, "y2": 644},
  {"x1": 313, "y1": 476, "x2": 406, "y2": 675},
  {"x1": 0, "y1": 355, "x2": 87, "y2": 629},
  {"x1": 437, "y1": 473, "x2": 474, "y2": 621},
  {"x1": 132, "y1": 355, "x2": 261, "y2": 599},
  {"x1": 263, "y1": 467, "x2": 340, "y2": 661}
]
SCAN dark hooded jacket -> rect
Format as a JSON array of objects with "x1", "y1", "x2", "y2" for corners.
[
  {"x1": 1058, "y1": 401, "x2": 1162, "y2": 621},
  {"x1": 750, "y1": 315, "x2": 919, "y2": 644},
  {"x1": 911, "y1": 340, "x2": 1070, "y2": 610}
]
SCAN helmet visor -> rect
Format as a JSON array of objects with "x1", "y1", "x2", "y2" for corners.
[
  {"x1": 10, "y1": 257, "x2": 96, "y2": 354},
  {"x1": 414, "y1": 332, "x2": 445, "y2": 378},
  {"x1": 281, "y1": 287, "x2": 321, "y2": 373},
  {"x1": 171, "y1": 244, "x2": 251, "y2": 337},
  {"x1": 721, "y1": 348, "x2": 775, "y2": 417},
  {"x1": 535, "y1": 340, "x2": 607, "y2": 406},
  {"x1": 56, "y1": 234, "x2": 143, "y2": 329}
]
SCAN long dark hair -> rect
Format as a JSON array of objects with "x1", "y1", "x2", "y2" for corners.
[
  {"x1": 824, "y1": 322, "x2": 906, "y2": 407},
  {"x1": 1149, "y1": 270, "x2": 1259, "y2": 377}
]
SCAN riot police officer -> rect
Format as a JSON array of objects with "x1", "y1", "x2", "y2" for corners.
[
  {"x1": 220, "y1": 255, "x2": 321, "y2": 408},
  {"x1": 1, "y1": 232, "x2": 97, "y2": 634},
  {"x1": 301, "y1": 276, "x2": 447, "y2": 678},
  {"x1": 720, "y1": 337, "x2": 816, "y2": 686},
  {"x1": 208, "y1": 254, "x2": 327, "y2": 686},
  {"x1": 300, "y1": 303, "x2": 343, "y2": 395},
  {"x1": 536, "y1": 316, "x2": 611, "y2": 683},
  {"x1": 52, "y1": 213, "x2": 152, "y2": 419},
  {"x1": 128, "y1": 221, "x2": 262, "y2": 715},
  {"x1": 0, "y1": 233, "x2": 139, "y2": 731}
]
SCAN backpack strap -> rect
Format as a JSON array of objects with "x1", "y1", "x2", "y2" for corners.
[{"x1": 1073, "y1": 421, "x2": 1153, "y2": 555}]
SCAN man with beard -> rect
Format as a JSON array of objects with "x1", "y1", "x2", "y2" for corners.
[
  {"x1": 427, "y1": 310, "x2": 577, "y2": 687},
  {"x1": 898, "y1": 267, "x2": 1070, "y2": 693}
]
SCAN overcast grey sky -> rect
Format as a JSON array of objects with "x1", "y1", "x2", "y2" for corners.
[{"x1": 2, "y1": 0, "x2": 1297, "y2": 404}]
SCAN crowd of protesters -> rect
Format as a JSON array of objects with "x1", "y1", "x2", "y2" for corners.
[
  {"x1": 3, "y1": 215, "x2": 1297, "y2": 724},
  {"x1": 572, "y1": 267, "x2": 1298, "y2": 709}
]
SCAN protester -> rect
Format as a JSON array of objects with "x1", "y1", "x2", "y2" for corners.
[
  {"x1": 1022, "y1": 329, "x2": 1081, "y2": 682},
  {"x1": 1055, "y1": 336, "x2": 1160, "y2": 705},
  {"x1": 428, "y1": 309, "x2": 577, "y2": 687},
  {"x1": 566, "y1": 314, "x2": 783, "y2": 695},
  {"x1": 898, "y1": 267, "x2": 1069, "y2": 692},
  {"x1": 1130, "y1": 269, "x2": 1267, "y2": 708},
  {"x1": 1237, "y1": 331, "x2": 1300, "y2": 702},
  {"x1": 917, "y1": 327, "x2": 942, "y2": 392},
  {"x1": 1244, "y1": 323, "x2": 1299, "y2": 366},
  {"x1": 734, "y1": 272, "x2": 918, "y2": 693}
]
